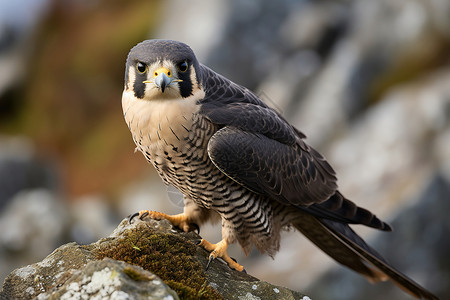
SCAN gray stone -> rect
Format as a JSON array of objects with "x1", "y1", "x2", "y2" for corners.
[
  {"x1": 69, "y1": 195, "x2": 118, "y2": 245},
  {"x1": 40, "y1": 258, "x2": 179, "y2": 300},
  {"x1": 1, "y1": 218, "x2": 307, "y2": 300},
  {"x1": 1, "y1": 242, "x2": 96, "y2": 300},
  {"x1": 0, "y1": 189, "x2": 68, "y2": 286},
  {"x1": 0, "y1": 136, "x2": 59, "y2": 210}
]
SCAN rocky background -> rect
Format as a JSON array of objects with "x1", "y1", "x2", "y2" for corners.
[{"x1": 0, "y1": 0, "x2": 449, "y2": 299}]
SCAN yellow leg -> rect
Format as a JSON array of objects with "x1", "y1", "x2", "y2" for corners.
[
  {"x1": 198, "y1": 238, "x2": 244, "y2": 272},
  {"x1": 131, "y1": 210, "x2": 198, "y2": 233}
]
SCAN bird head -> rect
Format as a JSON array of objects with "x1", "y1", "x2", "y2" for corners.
[{"x1": 124, "y1": 39, "x2": 202, "y2": 101}]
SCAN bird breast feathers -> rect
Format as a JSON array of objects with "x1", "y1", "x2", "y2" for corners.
[{"x1": 122, "y1": 88, "x2": 204, "y2": 148}]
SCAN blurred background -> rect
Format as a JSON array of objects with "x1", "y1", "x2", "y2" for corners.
[{"x1": 0, "y1": 0, "x2": 449, "y2": 299}]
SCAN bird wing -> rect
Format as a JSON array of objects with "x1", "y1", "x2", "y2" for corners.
[
  {"x1": 199, "y1": 67, "x2": 390, "y2": 228},
  {"x1": 205, "y1": 123, "x2": 337, "y2": 207},
  {"x1": 199, "y1": 66, "x2": 336, "y2": 206}
]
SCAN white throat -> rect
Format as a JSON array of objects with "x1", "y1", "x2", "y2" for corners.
[{"x1": 121, "y1": 88, "x2": 205, "y2": 155}]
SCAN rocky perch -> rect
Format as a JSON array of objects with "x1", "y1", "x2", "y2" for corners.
[{"x1": 0, "y1": 218, "x2": 307, "y2": 299}]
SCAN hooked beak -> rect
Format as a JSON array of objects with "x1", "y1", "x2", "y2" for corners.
[
  {"x1": 143, "y1": 67, "x2": 182, "y2": 93},
  {"x1": 154, "y1": 72, "x2": 171, "y2": 93}
]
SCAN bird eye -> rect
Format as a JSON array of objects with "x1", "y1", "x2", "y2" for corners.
[
  {"x1": 177, "y1": 61, "x2": 188, "y2": 73},
  {"x1": 136, "y1": 62, "x2": 147, "y2": 74}
]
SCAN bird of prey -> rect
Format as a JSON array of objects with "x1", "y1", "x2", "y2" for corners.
[{"x1": 122, "y1": 39, "x2": 438, "y2": 299}]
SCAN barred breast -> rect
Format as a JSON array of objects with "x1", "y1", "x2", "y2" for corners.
[{"x1": 122, "y1": 89, "x2": 214, "y2": 194}]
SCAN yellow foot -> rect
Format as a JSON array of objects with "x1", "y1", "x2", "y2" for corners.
[
  {"x1": 129, "y1": 210, "x2": 199, "y2": 233},
  {"x1": 198, "y1": 239, "x2": 244, "y2": 272}
]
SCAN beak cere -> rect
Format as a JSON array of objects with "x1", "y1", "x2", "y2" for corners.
[
  {"x1": 154, "y1": 72, "x2": 171, "y2": 93},
  {"x1": 153, "y1": 67, "x2": 173, "y2": 93}
]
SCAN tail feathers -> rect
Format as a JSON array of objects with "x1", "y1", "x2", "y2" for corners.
[
  {"x1": 293, "y1": 214, "x2": 439, "y2": 300},
  {"x1": 307, "y1": 191, "x2": 392, "y2": 231}
]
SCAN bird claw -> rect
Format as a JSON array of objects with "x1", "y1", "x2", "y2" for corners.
[
  {"x1": 128, "y1": 211, "x2": 150, "y2": 224},
  {"x1": 196, "y1": 238, "x2": 245, "y2": 272},
  {"x1": 206, "y1": 254, "x2": 214, "y2": 271},
  {"x1": 128, "y1": 211, "x2": 198, "y2": 233},
  {"x1": 205, "y1": 253, "x2": 246, "y2": 272},
  {"x1": 128, "y1": 212, "x2": 140, "y2": 224}
]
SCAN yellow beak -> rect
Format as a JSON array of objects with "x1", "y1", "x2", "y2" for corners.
[{"x1": 143, "y1": 67, "x2": 182, "y2": 93}]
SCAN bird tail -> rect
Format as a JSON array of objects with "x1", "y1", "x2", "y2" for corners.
[
  {"x1": 292, "y1": 213, "x2": 439, "y2": 299},
  {"x1": 306, "y1": 191, "x2": 392, "y2": 231}
]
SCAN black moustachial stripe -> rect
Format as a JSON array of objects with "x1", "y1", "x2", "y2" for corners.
[
  {"x1": 177, "y1": 64, "x2": 194, "y2": 98},
  {"x1": 133, "y1": 67, "x2": 146, "y2": 99}
]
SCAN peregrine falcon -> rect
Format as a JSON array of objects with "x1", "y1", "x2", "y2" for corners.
[{"x1": 122, "y1": 39, "x2": 437, "y2": 299}]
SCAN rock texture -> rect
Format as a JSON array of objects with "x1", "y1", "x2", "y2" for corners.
[{"x1": 1, "y1": 218, "x2": 306, "y2": 300}]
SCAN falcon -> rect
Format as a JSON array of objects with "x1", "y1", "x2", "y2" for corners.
[{"x1": 122, "y1": 39, "x2": 438, "y2": 299}]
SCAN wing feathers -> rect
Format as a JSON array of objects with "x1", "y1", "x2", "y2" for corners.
[{"x1": 207, "y1": 127, "x2": 337, "y2": 206}]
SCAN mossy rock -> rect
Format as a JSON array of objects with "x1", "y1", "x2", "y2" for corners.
[
  {"x1": 1, "y1": 218, "x2": 306, "y2": 300},
  {"x1": 91, "y1": 220, "x2": 222, "y2": 299}
]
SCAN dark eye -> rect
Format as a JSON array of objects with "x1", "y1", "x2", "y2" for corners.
[
  {"x1": 136, "y1": 62, "x2": 147, "y2": 74},
  {"x1": 177, "y1": 61, "x2": 188, "y2": 72}
]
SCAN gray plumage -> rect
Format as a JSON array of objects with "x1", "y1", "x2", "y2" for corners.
[{"x1": 122, "y1": 39, "x2": 438, "y2": 300}]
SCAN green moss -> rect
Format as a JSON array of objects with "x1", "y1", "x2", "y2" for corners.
[
  {"x1": 93, "y1": 226, "x2": 222, "y2": 300},
  {"x1": 123, "y1": 266, "x2": 152, "y2": 281}
]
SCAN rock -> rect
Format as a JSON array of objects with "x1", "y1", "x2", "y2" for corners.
[
  {"x1": 326, "y1": 66, "x2": 450, "y2": 218},
  {"x1": 202, "y1": 0, "x2": 350, "y2": 96},
  {"x1": 1, "y1": 242, "x2": 96, "y2": 300},
  {"x1": 0, "y1": 136, "x2": 60, "y2": 211},
  {"x1": 290, "y1": 0, "x2": 450, "y2": 146},
  {"x1": 41, "y1": 258, "x2": 179, "y2": 300},
  {"x1": 0, "y1": 189, "x2": 68, "y2": 286},
  {"x1": 69, "y1": 195, "x2": 118, "y2": 245},
  {"x1": 1, "y1": 218, "x2": 307, "y2": 300}
]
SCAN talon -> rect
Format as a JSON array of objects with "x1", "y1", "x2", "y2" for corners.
[
  {"x1": 206, "y1": 254, "x2": 214, "y2": 270},
  {"x1": 129, "y1": 212, "x2": 140, "y2": 223},
  {"x1": 193, "y1": 239, "x2": 203, "y2": 245},
  {"x1": 197, "y1": 238, "x2": 244, "y2": 272},
  {"x1": 128, "y1": 211, "x2": 195, "y2": 233},
  {"x1": 140, "y1": 211, "x2": 149, "y2": 220}
]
